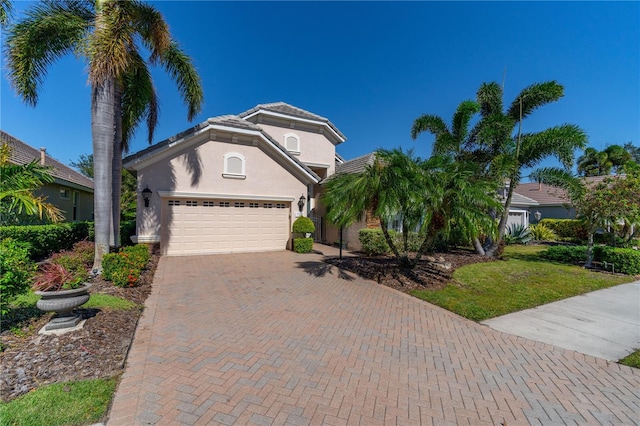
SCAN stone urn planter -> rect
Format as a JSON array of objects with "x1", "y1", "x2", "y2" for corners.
[{"x1": 35, "y1": 283, "x2": 92, "y2": 331}]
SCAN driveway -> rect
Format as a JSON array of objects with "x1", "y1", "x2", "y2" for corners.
[
  {"x1": 108, "y1": 250, "x2": 639, "y2": 425},
  {"x1": 483, "y1": 281, "x2": 640, "y2": 361}
]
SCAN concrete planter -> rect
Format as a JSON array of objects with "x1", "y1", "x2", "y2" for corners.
[{"x1": 35, "y1": 283, "x2": 92, "y2": 331}]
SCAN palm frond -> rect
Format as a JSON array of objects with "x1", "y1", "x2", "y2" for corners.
[
  {"x1": 0, "y1": 0, "x2": 14, "y2": 27},
  {"x1": 507, "y1": 81, "x2": 564, "y2": 121},
  {"x1": 519, "y1": 124, "x2": 588, "y2": 169},
  {"x1": 476, "y1": 82, "x2": 503, "y2": 118},
  {"x1": 161, "y1": 42, "x2": 204, "y2": 121},
  {"x1": 411, "y1": 114, "x2": 448, "y2": 140},
  {"x1": 451, "y1": 100, "x2": 479, "y2": 142},
  {"x1": 125, "y1": 0, "x2": 170, "y2": 62}
]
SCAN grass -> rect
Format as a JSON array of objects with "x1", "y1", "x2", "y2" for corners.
[
  {"x1": 411, "y1": 245, "x2": 633, "y2": 321},
  {"x1": 0, "y1": 378, "x2": 117, "y2": 426},
  {"x1": 619, "y1": 350, "x2": 640, "y2": 369}
]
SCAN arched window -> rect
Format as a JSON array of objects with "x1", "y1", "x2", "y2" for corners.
[
  {"x1": 223, "y1": 152, "x2": 246, "y2": 179},
  {"x1": 284, "y1": 133, "x2": 300, "y2": 154}
]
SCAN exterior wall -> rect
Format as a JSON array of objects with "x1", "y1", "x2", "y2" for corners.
[
  {"x1": 134, "y1": 135, "x2": 309, "y2": 242},
  {"x1": 258, "y1": 123, "x2": 336, "y2": 177},
  {"x1": 36, "y1": 183, "x2": 93, "y2": 222},
  {"x1": 529, "y1": 205, "x2": 576, "y2": 222}
]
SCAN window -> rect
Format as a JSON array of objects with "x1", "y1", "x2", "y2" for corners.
[
  {"x1": 283, "y1": 133, "x2": 300, "y2": 154},
  {"x1": 59, "y1": 187, "x2": 70, "y2": 199},
  {"x1": 276, "y1": 203, "x2": 286, "y2": 209},
  {"x1": 203, "y1": 201, "x2": 215, "y2": 207},
  {"x1": 249, "y1": 203, "x2": 259, "y2": 208},
  {"x1": 186, "y1": 201, "x2": 198, "y2": 207},
  {"x1": 220, "y1": 202, "x2": 230, "y2": 207},
  {"x1": 72, "y1": 192, "x2": 79, "y2": 221},
  {"x1": 223, "y1": 152, "x2": 246, "y2": 179},
  {"x1": 168, "y1": 200, "x2": 181, "y2": 206},
  {"x1": 263, "y1": 203, "x2": 273, "y2": 209},
  {"x1": 234, "y1": 202, "x2": 245, "y2": 208}
]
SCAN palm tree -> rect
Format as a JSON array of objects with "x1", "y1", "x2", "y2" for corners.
[
  {"x1": 577, "y1": 145, "x2": 632, "y2": 177},
  {"x1": 0, "y1": 0, "x2": 12, "y2": 27},
  {"x1": 0, "y1": 143, "x2": 63, "y2": 225},
  {"x1": 6, "y1": 0, "x2": 203, "y2": 272},
  {"x1": 470, "y1": 81, "x2": 588, "y2": 256}
]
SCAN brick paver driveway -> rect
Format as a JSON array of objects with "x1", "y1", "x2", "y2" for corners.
[{"x1": 108, "y1": 251, "x2": 639, "y2": 425}]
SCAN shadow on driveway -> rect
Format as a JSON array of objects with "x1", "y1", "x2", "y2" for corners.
[{"x1": 295, "y1": 260, "x2": 355, "y2": 281}]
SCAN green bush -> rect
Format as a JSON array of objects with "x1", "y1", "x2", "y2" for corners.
[
  {"x1": 539, "y1": 219, "x2": 588, "y2": 242},
  {"x1": 392, "y1": 231, "x2": 423, "y2": 252},
  {"x1": 0, "y1": 222, "x2": 92, "y2": 260},
  {"x1": 120, "y1": 221, "x2": 136, "y2": 246},
  {"x1": 50, "y1": 240, "x2": 94, "y2": 274},
  {"x1": 529, "y1": 223, "x2": 558, "y2": 241},
  {"x1": 0, "y1": 238, "x2": 36, "y2": 315},
  {"x1": 359, "y1": 228, "x2": 393, "y2": 256},
  {"x1": 292, "y1": 216, "x2": 315, "y2": 234},
  {"x1": 293, "y1": 237, "x2": 314, "y2": 253},
  {"x1": 593, "y1": 246, "x2": 640, "y2": 275},
  {"x1": 102, "y1": 244, "x2": 150, "y2": 287},
  {"x1": 540, "y1": 245, "x2": 587, "y2": 264}
]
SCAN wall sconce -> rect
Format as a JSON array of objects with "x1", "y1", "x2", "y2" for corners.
[
  {"x1": 297, "y1": 194, "x2": 306, "y2": 213},
  {"x1": 534, "y1": 210, "x2": 542, "y2": 222},
  {"x1": 141, "y1": 186, "x2": 152, "y2": 208}
]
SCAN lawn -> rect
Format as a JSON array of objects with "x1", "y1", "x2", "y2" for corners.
[{"x1": 410, "y1": 245, "x2": 633, "y2": 322}]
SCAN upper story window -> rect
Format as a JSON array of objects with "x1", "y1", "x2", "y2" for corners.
[
  {"x1": 283, "y1": 133, "x2": 300, "y2": 154},
  {"x1": 60, "y1": 187, "x2": 70, "y2": 199},
  {"x1": 223, "y1": 152, "x2": 246, "y2": 179}
]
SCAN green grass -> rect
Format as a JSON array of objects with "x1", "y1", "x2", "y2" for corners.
[
  {"x1": 410, "y1": 244, "x2": 632, "y2": 321},
  {"x1": 0, "y1": 378, "x2": 117, "y2": 426},
  {"x1": 619, "y1": 350, "x2": 640, "y2": 369},
  {"x1": 12, "y1": 291, "x2": 137, "y2": 310}
]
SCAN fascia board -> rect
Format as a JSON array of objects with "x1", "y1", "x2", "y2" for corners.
[
  {"x1": 157, "y1": 191, "x2": 295, "y2": 202},
  {"x1": 243, "y1": 110, "x2": 345, "y2": 143}
]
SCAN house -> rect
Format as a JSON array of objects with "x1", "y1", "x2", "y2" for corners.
[
  {"x1": 1, "y1": 130, "x2": 94, "y2": 223},
  {"x1": 123, "y1": 102, "x2": 346, "y2": 256}
]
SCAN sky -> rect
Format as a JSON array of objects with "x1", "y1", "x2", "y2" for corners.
[{"x1": 1, "y1": 1, "x2": 639, "y2": 181}]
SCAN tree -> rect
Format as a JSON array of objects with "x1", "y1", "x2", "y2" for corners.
[
  {"x1": 0, "y1": 143, "x2": 63, "y2": 225},
  {"x1": 0, "y1": 0, "x2": 12, "y2": 27},
  {"x1": 577, "y1": 145, "x2": 632, "y2": 177},
  {"x1": 469, "y1": 81, "x2": 587, "y2": 256},
  {"x1": 624, "y1": 142, "x2": 640, "y2": 163},
  {"x1": 6, "y1": 0, "x2": 203, "y2": 272}
]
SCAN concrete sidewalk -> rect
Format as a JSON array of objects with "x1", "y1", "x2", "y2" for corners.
[{"x1": 483, "y1": 281, "x2": 640, "y2": 361}]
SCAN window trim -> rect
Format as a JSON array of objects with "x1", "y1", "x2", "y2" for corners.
[
  {"x1": 59, "y1": 187, "x2": 70, "y2": 200},
  {"x1": 223, "y1": 152, "x2": 246, "y2": 179},
  {"x1": 283, "y1": 133, "x2": 300, "y2": 154}
]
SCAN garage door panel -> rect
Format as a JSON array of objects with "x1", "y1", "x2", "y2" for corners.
[{"x1": 163, "y1": 199, "x2": 290, "y2": 256}]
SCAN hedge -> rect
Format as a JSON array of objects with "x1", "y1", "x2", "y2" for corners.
[
  {"x1": 0, "y1": 238, "x2": 35, "y2": 315},
  {"x1": 292, "y1": 217, "x2": 315, "y2": 234},
  {"x1": 0, "y1": 222, "x2": 93, "y2": 260},
  {"x1": 541, "y1": 245, "x2": 640, "y2": 275},
  {"x1": 293, "y1": 237, "x2": 314, "y2": 253},
  {"x1": 538, "y1": 219, "x2": 588, "y2": 242},
  {"x1": 540, "y1": 245, "x2": 587, "y2": 264},
  {"x1": 359, "y1": 228, "x2": 391, "y2": 255},
  {"x1": 102, "y1": 244, "x2": 151, "y2": 287}
]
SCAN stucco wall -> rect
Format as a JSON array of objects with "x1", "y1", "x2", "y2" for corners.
[
  {"x1": 529, "y1": 206, "x2": 576, "y2": 223},
  {"x1": 135, "y1": 135, "x2": 309, "y2": 241},
  {"x1": 36, "y1": 183, "x2": 93, "y2": 222}
]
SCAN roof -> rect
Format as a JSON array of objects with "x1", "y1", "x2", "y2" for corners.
[
  {"x1": 122, "y1": 114, "x2": 320, "y2": 182},
  {"x1": 334, "y1": 152, "x2": 376, "y2": 174},
  {"x1": 239, "y1": 102, "x2": 346, "y2": 143},
  {"x1": 1, "y1": 130, "x2": 94, "y2": 191},
  {"x1": 515, "y1": 176, "x2": 610, "y2": 206},
  {"x1": 508, "y1": 192, "x2": 539, "y2": 207}
]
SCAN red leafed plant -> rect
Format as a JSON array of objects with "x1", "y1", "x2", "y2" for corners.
[{"x1": 32, "y1": 262, "x2": 86, "y2": 292}]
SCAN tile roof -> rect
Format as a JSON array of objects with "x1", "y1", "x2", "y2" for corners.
[
  {"x1": 1, "y1": 130, "x2": 94, "y2": 191},
  {"x1": 515, "y1": 176, "x2": 609, "y2": 206},
  {"x1": 239, "y1": 102, "x2": 346, "y2": 142},
  {"x1": 508, "y1": 192, "x2": 539, "y2": 207},
  {"x1": 334, "y1": 152, "x2": 376, "y2": 175}
]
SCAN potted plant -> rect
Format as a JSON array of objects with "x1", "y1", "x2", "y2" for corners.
[{"x1": 32, "y1": 262, "x2": 91, "y2": 331}]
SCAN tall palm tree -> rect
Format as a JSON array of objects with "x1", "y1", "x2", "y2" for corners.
[
  {"x1": 0, "y1": 143, "x2": 63, "y2": 224},
  {"x1": 6, "y1": 0, "x2": 203, "y2": 272},
  {"x1": 470, "y1": 81, "x2": 588, "y2": 256},
  {"x1": 0, "y1": 0, "x2": 12, "y2": 27}
]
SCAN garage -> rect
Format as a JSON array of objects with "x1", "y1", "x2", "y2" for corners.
[{"x1": 162, "y1": 199, "x2": 291, "y2": 256}]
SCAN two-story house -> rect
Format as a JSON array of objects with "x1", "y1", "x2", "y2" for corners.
[{"x1": 123, "y1": 102, "x2": 346, "y2": 256}]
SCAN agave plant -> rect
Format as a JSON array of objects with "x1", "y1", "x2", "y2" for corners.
[
  {"x1": 503, "y1": 224, "x2": 533, "y2": 245},
  {"x1": 529, "y1": 223, "x2": 558, "y2": 241}
]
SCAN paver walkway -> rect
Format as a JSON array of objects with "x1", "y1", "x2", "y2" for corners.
[{"x1": 108, "y1": 251, "x2": 640, "y2": 425}]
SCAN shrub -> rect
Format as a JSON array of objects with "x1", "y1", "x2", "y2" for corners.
[
  {"x1": 0, "y1": 239, "x2": 35, "y2": 315},
  {"x1": 102, "y1": 244, "x2": 151, "y2": 287},
  {"x1": 32, "y1": 262, "x2": 87, "y2": 291},
  {"x1": 539, "y1": 219, "x2": 588, "y2": 242},
  {"x1": 392, "y1": 231, "x2": 423, "y2": 252},
  {"x1": 529, "y1": 223, "x2": 558, "y2": 241},
  {"x1": 292, "y1": 217, "x2": 315, "y2": 234},
  {"x1": 503, "y1": 224, "x2": 533, "y2": 245},
  {"x1": 541, "y1": 245, "x2": 587, "y2": 264},
  {"x1": 359, "y1": 228, "x2": 393, "y2": 256},
  {"x1": 293, "y1": 237, "x2": 314, "y2": 253},
  {"x1": 593, "y1": 246, "x2": 640, "y2": 275},
  {"x1": 0, "y1": 222, "x2": 92, "y2": 260},
  {"x1": 50, "y1": 240, "x2": 94, "y2": 275},
  {"x1": 120, "y1": 220, "x2": 136, "y2": 246}
]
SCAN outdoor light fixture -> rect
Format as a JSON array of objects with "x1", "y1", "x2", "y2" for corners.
[
  {"x1": 534, "y1": 210, "x2": 542, "y2": 222},
  {"x1": 297, "y1": 194, "x2": 306, "y2": 213},
  {"x1": 141, "y1": 186, "x2": 152, "y2": 208}
]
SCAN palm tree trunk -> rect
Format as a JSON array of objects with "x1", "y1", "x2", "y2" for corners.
[
  {"x1": 472, "y1": 237, "x2": 486, "y2": 255},
  {"x1": 111, "y1": 83, "x2": 123, "y2": 248},
  {"x1": 585, "y1": 231, "x2": 594, "y2": 268},
  {"x1": 485, "y1": 180, "x2": 516, "y2": 257},
  {"x1": 91, "y1": 77, "x2": 115, "y2": 274},
  {"x1": 380, "y1": 219, "x2": 401, "y2": 260}
]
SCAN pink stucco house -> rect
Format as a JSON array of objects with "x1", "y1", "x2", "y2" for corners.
[{"x1": 123, "y1": 102, "x2": 345, "y2": 256}]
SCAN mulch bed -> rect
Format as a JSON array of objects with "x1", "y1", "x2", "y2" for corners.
[
  {"x1": 0, "y1": 253, "x2": 158, "y2": 402},
  {"x1": 326, "y1": 249, "x2": 494, "y2": 292}
]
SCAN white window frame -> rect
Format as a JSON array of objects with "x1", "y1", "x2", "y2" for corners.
[
  {"x1": 222, "y1": 152, "x2": 246, "y2": 179},
  {"x1": 283, "y1": 133, "x2": 300, "y2": 154},
  {"x1": 59, "y1": 187, "x2": 70, "y2": 200}
]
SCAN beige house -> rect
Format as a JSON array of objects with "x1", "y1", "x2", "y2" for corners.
[
  {"x1": 123, "y1": 102, "x2": 346, "y2": 256},
  {"x1": 1, "y1": 130, "x2": 94, "y2": 223}
]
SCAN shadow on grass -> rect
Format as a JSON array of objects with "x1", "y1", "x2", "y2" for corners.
[
  {"x1": 296, "y1": 261, "x2": 355, "y2": 281},
  {"x1": 0, "y1": 306, "x2": 45, "y2": 333}
]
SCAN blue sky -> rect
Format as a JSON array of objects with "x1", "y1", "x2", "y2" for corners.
[{"x1": 1, "y1": 1, "x2": 638, "y2": 180}]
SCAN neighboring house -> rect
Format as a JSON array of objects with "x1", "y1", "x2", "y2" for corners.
[
  {"x1": 1, "y1": 130, "x2": 94, "y2": 223},
  {"x1": 498, "y1": 183, "x2": 539, "y2": 229},
  {"x1": 123, "y1": 102, "x2": 346, "y2": 256}
]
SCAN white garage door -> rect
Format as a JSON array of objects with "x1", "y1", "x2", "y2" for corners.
[{"x1": 162, "y1": 199, "x2": 291, "y2": 256}]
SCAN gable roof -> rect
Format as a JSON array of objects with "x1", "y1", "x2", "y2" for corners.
[
  {"x1": 122, "y1": 114, "x2": 320, "y2": 183},
  {"x1": 515, "y1": 176, "x2": 610, "y2": 206},
  {"x1": 239, "y1": 102, "x2": 346, "y2": 144},
  {"x1": 1, "y1": 130, "x2": 94, "y2": 191},
  {"x1": 334, "y1": 152, "x2": 376, "y2": 175},
  {"x1": 507, "y1": 191, "x2": 539, "y2": 207}
]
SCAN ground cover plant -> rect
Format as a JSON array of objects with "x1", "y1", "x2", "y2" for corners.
[{"x1": 619, "y1": 350, "x2": 640, "y2": 369}]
